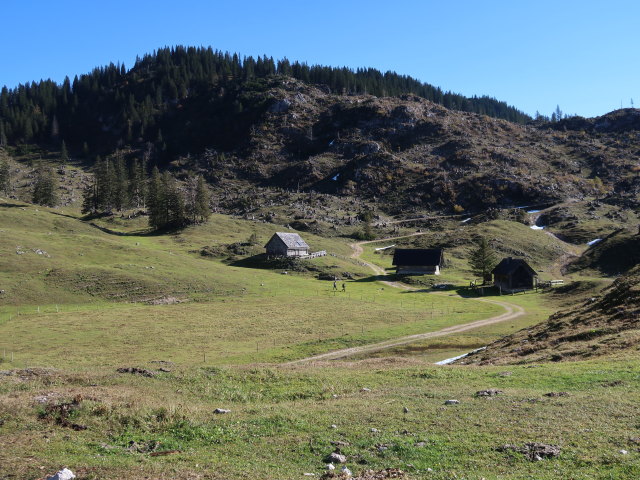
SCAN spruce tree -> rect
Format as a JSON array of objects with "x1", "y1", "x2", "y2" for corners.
[
  {"x1": 0, "y1": 156, "x2": 10, "y2": 194},
  {"x1": 81, "y1": 180, "x2": 98, "y2": 214},
  {"x1": 147, "y1": 166, "x2": 166, "y2": 229},
  {"x1": 469, "y1": 237, "x2": 498, "y2": 282},
  {"x1": 60, "y1": 140, "x2": 68, "y2": 164},
  {"x1": 32, "y1": 166, "x2": 58, "y2": 207},
  {"x1": 194, "y1": 175, "x2": 210, "y2": 223},
  {"x1": 112, "y1": 153, "x2": 128, "y2": 211}
]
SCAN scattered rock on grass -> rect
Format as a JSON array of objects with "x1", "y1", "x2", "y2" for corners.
[
  {"x1": 475, "y1": 389, "x2": 503, "y2": 397},
  {"x1": 497, "y1": 442, "x2": 561, "y2": 461},
  {"x1": 213, "y1": 408, "x2": 231, "y2": 414},
  {"x1": 444, "y1": 399, "x2": 460, "y2": 405},
  {"x1": 116, "y1": 367, "x2": 156, "y2": 377},
  {"x1": 45, "y1": 468, "x2": 75, "y2": 480},
  {"x1": 543, "y1": 392, "x2": 569, "y2": 397},
  {"x1": 620, "y1": 449, "x2": 629, "y2": 455},
  {"x1": 325, "y1": 451, "x2": 347, "y2": 464},
  {"x1": 361, "y1": 388, "x2": 371, "y2": 392}
]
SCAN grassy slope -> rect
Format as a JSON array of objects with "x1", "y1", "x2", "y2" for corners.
[
  {"x1": 2, "y1": 202, "x2": 639, "y2": 479},
  {"x1": 1, "y1": 360, "x2": 639, "y2": 479}
]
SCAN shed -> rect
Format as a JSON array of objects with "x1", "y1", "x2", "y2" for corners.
[
  {"x1": 392, "y1": 248, "x2": 444, "y2": 275},
  {"x1": 264, "y1": 232, "x2": 310, "y2": 257},
  {"x1": 492, "y1": 257, "x2": 538, "y2": 291}
]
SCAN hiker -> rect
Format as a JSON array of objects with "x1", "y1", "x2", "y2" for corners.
[
  {"x1": 333, "y1": 280, "x2": 337, "y2": 291},
  {"x1": 341, "y1": 282, "x2": 346, "y2": 292}
]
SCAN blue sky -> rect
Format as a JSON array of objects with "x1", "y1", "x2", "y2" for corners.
[{"x1": 2, "y1": 0, "x2": 639, "y2": 118}]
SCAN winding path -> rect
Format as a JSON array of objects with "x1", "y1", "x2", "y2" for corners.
[{"x1": 285, "y1": 235, "x2": 526, "y2": 365}]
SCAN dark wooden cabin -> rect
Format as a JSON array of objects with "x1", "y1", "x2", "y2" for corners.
[
  {"x1": 492, "y1": 257, "x2": 538, "y2": 291},
  {"x1": 264, "y1": 232, "x2": 310, "y2": 257},
  {"x1": 392, "y1": 248, "x2": 444, "y2": 275}
]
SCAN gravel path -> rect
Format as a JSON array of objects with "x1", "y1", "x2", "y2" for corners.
[{"x1": 285, "y1": 236, "x2": 526, "y2": 365}]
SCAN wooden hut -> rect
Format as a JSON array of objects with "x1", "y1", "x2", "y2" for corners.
[
  {"x1": 492, "y1": 257, "x2": 538, "y2": 291},
  {"x1": 264, "y1": 232, "x2": 310, "y2": 257},
  {"x1": 392, "y1": 248, "x2": 444, "y2": 275}
]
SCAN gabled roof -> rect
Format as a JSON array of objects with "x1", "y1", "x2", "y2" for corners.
[
  {"x1": 492, "y1": 257, "x2": 537, "y2": 276},
  {"x1": 265, "y1": 232, "x2": 309, "y2": 249},
  {"x1": 392, "y1": 248, "x2": 443, "y2": 266}
]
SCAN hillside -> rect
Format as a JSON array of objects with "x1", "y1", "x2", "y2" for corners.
[
  {"x1": 0, "y1": 47, "x2": 639, "y2": 224},
  {"x1": 462, "y1": 266, "x2": 640, "y2": 365}
]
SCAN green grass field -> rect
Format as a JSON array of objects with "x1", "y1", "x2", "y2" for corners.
[{"x1": 1, "y1": 200, "x2": 638, "y2": 479}]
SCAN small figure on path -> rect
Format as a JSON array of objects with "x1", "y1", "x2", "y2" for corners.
[
  {"x1": 333, "y1": 280, "x2": 338, "y2": 291},
  {"x1": 341, "y1": 282, "x2": 346, "y2": 292}
]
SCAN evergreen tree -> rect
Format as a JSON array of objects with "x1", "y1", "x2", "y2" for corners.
[
  {"x1": 194, "y1": 175, "x2": 210, "y2": 223},
  {"x1": 0, "y1": 120, "x2": 7, "y2": 148},
  {"x1": 162, "y1": 171, "x2": 185, "y2": 227},
  {"x1": 147, "y1": 166, "x2": 166, "y2": 229},
  {"x1": 60, "y1": 140, "x2": 68, "y2": 164},
  {"x1": 32, "y1": 166, "x2": 58, "y2": 207},
  {"x1": 469, "y1": 237, "x2": 498, "y2": 282},
  {"x1": 81, "y1": 180, "x2": 98, "y2": 214},
  {"x1": 112, "y1": 152, "x2": 128, "y2": 211},
  {"x1": 0, "y1": 157, "x2": 10, "y2": 194},
  {"x1": 95, "y1": 156, "x2": 115, "y2": 212}
]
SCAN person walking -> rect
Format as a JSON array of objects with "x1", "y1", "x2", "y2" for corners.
[
  {"x1": 333, "y1": 280, "x2": 338, "y2": 291},
  {"x1": 341, "y1": 282, "x2": 346, "y2": 292}
]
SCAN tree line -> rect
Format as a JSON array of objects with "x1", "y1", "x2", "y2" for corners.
[
  {"x1": 0, "y1": 46, "x2": 532, "y2": 159},
  {"x1": 81, "y1": 156, "x2": 210, "y2": 229}
]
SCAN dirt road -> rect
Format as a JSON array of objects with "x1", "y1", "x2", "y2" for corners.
[{"x1": 286, "y1": 236, "x2": 526, "y2": 364}]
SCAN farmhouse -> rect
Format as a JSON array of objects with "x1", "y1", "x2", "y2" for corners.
[
  {"x1": 264, "y1": 232, "x2": 310, "y2": 257},
  {"x1": 492, "y1": 257, "x2": 538, "y2": 291},
  {"x1": 392, "y1": 248, "x2": 444, "y2": 275}
]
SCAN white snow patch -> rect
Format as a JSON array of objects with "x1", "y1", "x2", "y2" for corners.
[
  {"x1": 587, "y1": 238, "x2": 602, "y2": 246},
  {"x1": 435, "y1": 347, "x2": 486, "y2": 365},
  {"x1": 374, "y1": 244, "x2": 395, "y2": 251},
  {"x1": 530, "y1": 225, "x2": 545, "y2": 230},
  {"x1": 332, "y1": 174, "x2": 340, "y2": 181},
  {"x1": 460, "y1": 218, "x2": 471, "y2": 223},
  {"x1": 526, "y1": 209, "x2": 541, "y2": 214}
]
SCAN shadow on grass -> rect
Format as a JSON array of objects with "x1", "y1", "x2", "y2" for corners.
[{"x1": 0, "y1": 202, "x2": 28, "y2": 208}]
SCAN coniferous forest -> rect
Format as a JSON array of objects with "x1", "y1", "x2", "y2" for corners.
[{"x1": 0, "y1": 45, "x2": 531, "y2": 164}]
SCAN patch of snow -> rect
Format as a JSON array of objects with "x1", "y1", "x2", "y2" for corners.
[
  {"x1": 526, "y1": 209, "x2": 541, "y2": 214},
  {"x1": 530, "y1": 225, "x2": 545, "y2": 230},
  {"x1": 460, "y1": 218, "x2": 471, "y2": 223},
  {"x1": 374, "y1": 244, "x2": 395, "y2": 251},
  {"x1": 587, "y1": 238, "x2": 602, "y2": 246},
  {"x1": 332, "y1": 174, "x2": 340, "y2": 181},
  {"x1": 329, "y1": 139, "x2": 335, "y2": 146},
  {"x1": 435, "y1": 347, "x2": 486, "y2": 365}
]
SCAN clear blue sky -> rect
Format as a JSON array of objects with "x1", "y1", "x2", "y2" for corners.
[{"x1": 2, "y1": 0, "x2": 639, "y2": 118}]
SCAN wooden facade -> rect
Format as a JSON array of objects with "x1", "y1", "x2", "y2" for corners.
[
  {"x1": 392, "y1": 248, "x2": 444, "y2": 275},
  {"x1": 264, "y1": 232, "x2": 310, "y2": 257},
  {"x1": 492, "y1": 257, "x2": 538, "y2": 291}
]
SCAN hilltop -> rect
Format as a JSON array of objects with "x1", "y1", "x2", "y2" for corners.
[{"x1": 0, "y1": 47, "x2": 639, "y2": 225}]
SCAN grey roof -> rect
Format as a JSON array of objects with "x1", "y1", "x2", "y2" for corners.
[
  {"x1": 267, "y1": 232, "x2": 309, "y2": 249},
  {"x1": 492, "y1": 257, "x2": 537, "y2": 276}
]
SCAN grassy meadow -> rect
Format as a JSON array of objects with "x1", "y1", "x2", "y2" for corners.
[{"x1": 1, "y1": 200, "x2": 639, "y2": 479}]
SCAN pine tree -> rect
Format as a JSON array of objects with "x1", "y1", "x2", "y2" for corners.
[
  {"x1": 194, "y1": 175, "x2": 210, "y2": 223},
  {"x1": 147, "y1": 166, "x2": 166, "y2": 229},
  {"x1": 0, "y1": 156, "x2": 10, "y2": 194},
  {"x1": 162, "y1": 171, "x2": 185, "y2": 227},
  {"x1": 32, "y1": 166, "x2": 58, "y2": 207},
  {"x1": 95, "y1": 156, "x2": 115, "y2": 212},
  {"x1": 0, "y1": 120, "x2": 7, "y2": 148},
  {"x1": 81, "y1": 180, "x2": 98, "y2": 214},
  {"x1": 469, "y1": 237, "x2": 497, "y2": 282},
  {"x1": 60, "y1": 140, "x2": 68, "y2": 164},
  {"x1": 112, "y1": 153, "x2": 128, "y2": 211}
]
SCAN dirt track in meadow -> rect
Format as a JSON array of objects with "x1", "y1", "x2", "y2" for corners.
[{"x1": 285, "y1": 236, "x2": 526, "y2": 365}]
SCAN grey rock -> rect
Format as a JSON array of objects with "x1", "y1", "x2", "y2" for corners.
[
  {"x1": 444, "y1": 399, "x2": 460, "y2": 405},
  {"x1": 213, "y1": 408, "x2": 231, "y2": 414},
  {"x1": 325, "y1": 452, "x2": 347, "y2": 464}
]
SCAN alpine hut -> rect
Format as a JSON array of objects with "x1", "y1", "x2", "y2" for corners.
[
  {"x1": 392, "y1": 248, "x2": 444, "y2": 275},
  {"x1": 264, "y1": 232, "x2": 310, "y2": 257},
  {"x1": 492, "y1": 257, "x2": 538, "y2": 291}
]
